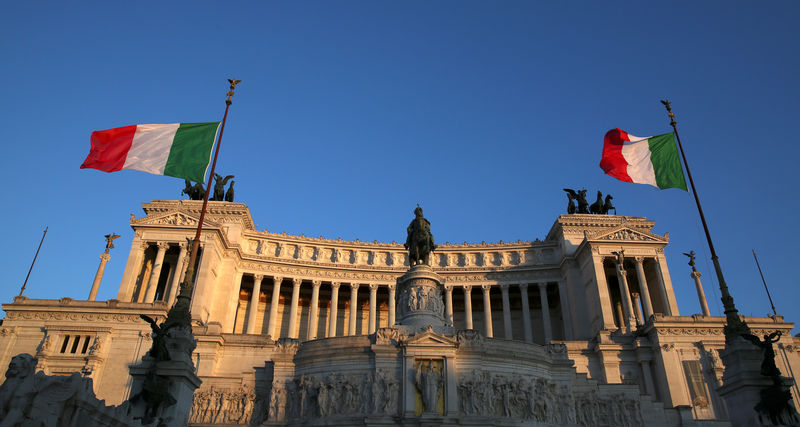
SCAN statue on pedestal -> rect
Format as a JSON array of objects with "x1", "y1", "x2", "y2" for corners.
[
  {"x1": 103, "y1": 233, "x2": 120, "y2": 253},
  {"x1": 404, "y1": 205, "x2": 436, "y2": 266}
]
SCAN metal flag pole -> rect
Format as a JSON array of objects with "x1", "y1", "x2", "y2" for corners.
[
  {"x1": 661, "y1": 100, "x2": 750, "y2": 337},
  {"x1": 166, "y1": 79, "x2": 241, "y2": 326},
  {"x1": 20, "y1": 226, "x2": 48, "y2": 296},
  {"x1": 752, "y1": 249, "x2": 777, "y2": 316}
]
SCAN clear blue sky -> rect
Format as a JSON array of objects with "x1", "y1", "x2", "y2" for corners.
[{"x1": 2, "y1": 2, "x2": 798, "y2": 334}]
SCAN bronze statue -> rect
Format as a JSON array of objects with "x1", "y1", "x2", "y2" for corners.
[
  {"x1": 139, "y1": 314, "x2": 171, "y2": 362},
  {"x1": 589, "y1": 191, "x2": 604, "y2": 214},
  {"x1": 741, "y1": 331, "x2": 783, "y2": 378},
  {"x1": 224, "y1": 180, "x2": 235, "y2": 202},
  {"x1": 576, "y1": 189, "x2": 589, "y2": 213},
  {"x1": 212, "y1": 174, "x2": 234, "y2": 201},
  {"x1": 562, "y1": 189, "x2": 577, "y2": 214},
  {"x1": 602, "y1": 194, "x2": 615, "y2": 214},
  {"x1": 104, "y1": 233, "x2": 120, "y2": 252},
  {"x1": 404, "y1": 205, "x2": 436, "y2": 266},
  {"x1": 682, "y1": 251, "x2": 697, "y2": 271},
  {"x1": 182, "y1": 180, "x2": 206, "y2": 200}
]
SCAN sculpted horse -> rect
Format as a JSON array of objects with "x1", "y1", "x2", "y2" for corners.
[
  {"x1": 589, "y1": 191, "x2": 604, "y2": 214},
  {"x1": 602, "y1": 195, "x2": 615, "y2": 215},
  {"x1": 576, "y1": 189, "x2": 589, "y2": 213},
  {"x1": 405, "y1": 205, "x2": 436, "y2": 266}
]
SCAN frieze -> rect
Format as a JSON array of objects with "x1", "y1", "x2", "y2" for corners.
[
  {"x1": 590, "y1": 227, "x2": 666, "y2": 242},
  {"x1": 5, "y1": 311, "x2": 157, "y2": 324},
  {"x1": 655, "y1": 327, "x2": 724, "y2": 336}
]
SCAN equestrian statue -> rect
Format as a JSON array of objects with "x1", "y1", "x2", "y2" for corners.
[{"x1": 405, "y1": 205, "x2": 436, "y2": 266}]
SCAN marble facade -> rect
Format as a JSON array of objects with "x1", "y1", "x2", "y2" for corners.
[{"x1": 1, "y1": 199, "x2": 798, "y2": 425}]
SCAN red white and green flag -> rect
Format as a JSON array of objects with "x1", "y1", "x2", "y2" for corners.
[
  {"x1": 80, "y1": 122, "x2": 221, "y2": 183},
  {"x1": 600, "y1": 128, "x2": 688, "y2": 191}
]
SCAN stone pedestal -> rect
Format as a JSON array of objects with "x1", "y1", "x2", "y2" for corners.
[
  {"x1": 127, "y1": 315, "x2": 202, "y2": 426},
  {"x1": 718, "y1": 336, "x2": 800, "y2": 426},
  {"x1": 396, "y1": 264, "x2": 453, "y2": 335},
  {"x1": 128, "y1": 358, "x2": 202, "y2": 426}
]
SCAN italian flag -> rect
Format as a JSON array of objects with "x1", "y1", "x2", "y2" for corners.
[
  {"x1": 600, "y1": 128, "x2": 688, "y2": 191},
  {"x1": 81, "y1": 122, "x2": 220, "y2": 183}
]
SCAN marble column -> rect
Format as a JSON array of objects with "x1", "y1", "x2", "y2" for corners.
[
  {"x1": 307, "y1": 280, "x2": 321, "y2": 340},
  {"x1": 615, "y1": 267, "x2": 636, "y2": 332},
  {"x1": 246, "y1": 275, "x2": 263, "y2": 334},
  {"x1": 348, "y1": 283, "x2": 359, "y2": 336},
  {"x1": 631, "y1": 293, "x2": 643, "y2": 326},
  {"x1": 653, "y1": 256, "x2": 673, "y2": 315},
  {"x1": 88, "y1": 252, "x2": 111, "y2": 301},
  {"x1": 633, "y1": 257, "x2": 654, "y2": 321},
  {"x1": 388, "y1": 284, "x2": 396, "y2": 326},
  {"x1": 166, "y1": 243, "x2": 187, "y2": 307},
  {"x1": 691, "y1": 271, "x2": 711, "y2": 316},
  {"x1": 145, "y1": 242, "x2": 169, "y2": 302},
  {"x1": 500, "y1": 284, "x2": 512, "y2": 340},
  {"x1": 119, "y1": 241, "x2": 147, "y2": 302},
  {"x1": 556, "y1": 280, "x2": 573, "y2": 340},
  {"x1": 538, "y1": 283, "x2": 552, "y2": 343},
  {"x1": 328, "y1": 282, "x2": 340, "y2": 337},
  {"x1": 519, "y1": 284, "x2": 533, "y2": 343},
  {"x1": 226, "y1": 271, "x2": 244, "y2": 333},
  {"x1": 288, "y1": 278, "x2": 302, "y2": 339},
  {"x1": 463, "y1": 285, "x2": 474, "y2": 330},
  {"x1": 481, "y1": 284, "x2": 494, "y2": 338},
  {"x1": 368, "y1": 284, "x2": 378, "y2": 334},
  {"x1": 615, "y1": 301, "x2": 625, "y2": 329},
  {"x1": 444, "y1": 284, "x2": 454, "y2": 327},
  {"x1": 267, "y1": 276, "x2": 283, "y2": 338}
]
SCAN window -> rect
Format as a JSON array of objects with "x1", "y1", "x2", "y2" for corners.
[{"x1": 682, "y1": 360, "x2": 710, "y2": 408}]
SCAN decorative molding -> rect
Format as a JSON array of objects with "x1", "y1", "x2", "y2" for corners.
[{"x1": 655, "y1": 327, "x2": 724, "y2": 336}]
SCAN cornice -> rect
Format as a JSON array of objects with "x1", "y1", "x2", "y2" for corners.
[{"x1": 137, "y1": 200, "x2": 256, "y2": 230}]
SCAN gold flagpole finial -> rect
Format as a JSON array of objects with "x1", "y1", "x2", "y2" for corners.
[
  {"x1": 660, "y1": 99, "x2": 676, "y2": 126},
  {"x1": 226, "y1": 79, "x2": 242, "y2": 105}
]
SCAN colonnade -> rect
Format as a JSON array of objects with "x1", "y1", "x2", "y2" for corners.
[
  {"x1": 125, "y1": 241, "x2": 191, "y2": 307},
  {"x1": 234, "y1": 275, "x2": 568, "y2": 344},
  {"x1": 606, "y1": 255, "x2": 671, "y2": 332}
]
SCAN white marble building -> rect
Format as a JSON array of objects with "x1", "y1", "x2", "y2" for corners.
[{"x1": 1, "y1": 199, "x2": 798, "y2": 425}]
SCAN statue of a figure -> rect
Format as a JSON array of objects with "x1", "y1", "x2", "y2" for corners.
[
  {"x1": 415, "y1": 362, "x2": 442, "y2": 413},
  {"x1": 575, "y1": 189, "x2": 589, "y2": 213},
  {"x1": 562, "y1": 189, "x2": 577, "y2": 214},
  {"x1": 611, "y1": 250, "x2": 625, "y2": 267},
  {"x1": 682, "y1": 251, "x2": 697, "y2": 272},
  {"x1": 0, "y1": 354, "x2": 38, "y2": 425},
  {"x1": 212, "y1": 174, "x2": 235, "y2": 201},
  {"x1": 140, "y1": 314, "x2": 171, "y2": 361},
  {"x1": 404, "y1": 205, "x2": 436, "y2": 266},
  {"x1": 104, "y1": 233, "x2": 120, "y2": 252},
  {"x1": 741, "y1": 331, "x2": 783, "y2": 378},
  {"x1": 224, "y1": 180, "x2": 235, "y2": 202}
]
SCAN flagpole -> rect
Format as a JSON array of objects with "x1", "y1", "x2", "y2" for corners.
[
  {"x1": 661, "y1": 100, "x2": 750, "y2": 337},
  {"x1": 19, "y1": 226, "x2": 48, "y2": 296},
  {"x1": 166, "y1": 79, "x2": 241, "y2": 326},
  {"x1": 752, "y1": 249, "x2": 777, "y2": 316}
]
